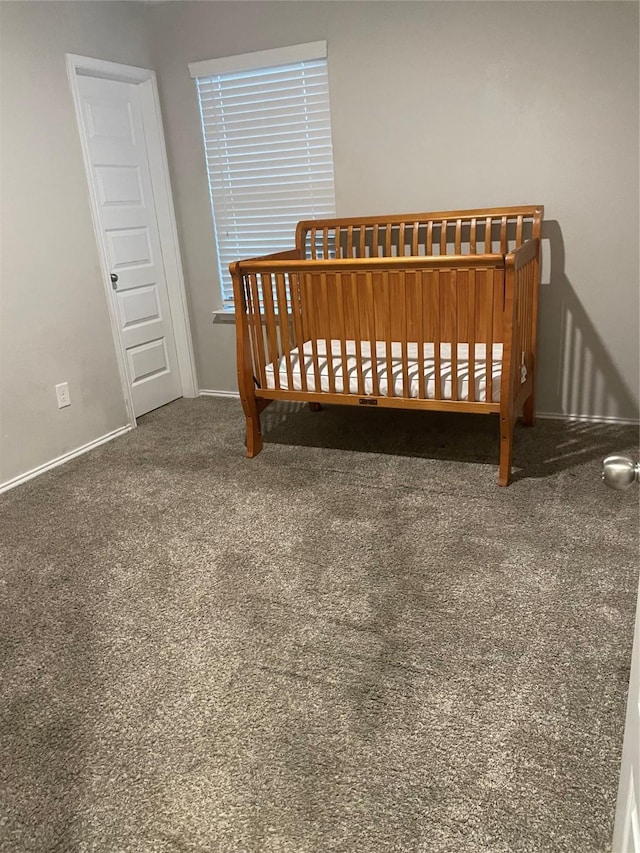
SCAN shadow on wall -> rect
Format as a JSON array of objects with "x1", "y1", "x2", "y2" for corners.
[{"x1": 539, "y1": 220, "x2": 639, "y2": 422}]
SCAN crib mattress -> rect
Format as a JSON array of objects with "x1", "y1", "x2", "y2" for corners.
[{"x1": 265, "y1": 340, "x2": 526, "y2": 403}]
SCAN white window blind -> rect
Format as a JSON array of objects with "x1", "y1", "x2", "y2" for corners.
[{"x1": 191, "y1": 43, "x2": 336, "y2": 308}]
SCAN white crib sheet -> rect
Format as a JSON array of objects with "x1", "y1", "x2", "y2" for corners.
[{"x1": 265, "y1": 340, "x2": 526, "y2": 403}]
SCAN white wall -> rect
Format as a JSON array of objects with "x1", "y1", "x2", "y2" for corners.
[
  {"x1": 148, "y1": 0, "x2": 639, "y2": 420},
  {"x1": 0, "y1": 1, "x2": 154, "y2": 487}
]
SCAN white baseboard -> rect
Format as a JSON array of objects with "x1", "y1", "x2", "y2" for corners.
[
  {"x1": 199, "y1": 389, "x2": 240, "y2": 399},
  {"x1": 0, "y1": 425, "x2": 133, "y2": 495},
  {"x1": 537, "y1": 411, "x2": 639, "y2": 426},
  {"x1": 1, "y1": 404, "x2": 634, "y2": 497}
]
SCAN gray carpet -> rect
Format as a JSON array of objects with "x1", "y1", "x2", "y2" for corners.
[{"x1": 1, "y1": 398, "x2": 638, "y2": 853}]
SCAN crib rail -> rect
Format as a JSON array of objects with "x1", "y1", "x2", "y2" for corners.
[
  {"x1": 297, "y1": 205, "x2": 543, "y2": 261},
  {"x1": 232, "y1": 254, "x2": 512, "y2": 411}
]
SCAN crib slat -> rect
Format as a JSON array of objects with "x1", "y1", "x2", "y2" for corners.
[
  {"x1": 384, "y1": 270, "x2": 394, "y2": 397},
  {"x1": 426, "y1": 221, "x2": 433, "y2": 255},
  {"x1": 288, "y1": 272, "x2": 300, "y2": 350},
  {"x1": 500, "y1": 216, "x2": 508, "y2": 253},
  {"x1": 251, "y1": 274, "x2": 267, "y2": 386},
  {"x1": 400, "y1": 271, "x2": 410, "y2": 396},
  {"x1": 486, "y1": 268, "x2": 494, "y2": 403},
  {"x1": 528, "y1": 261, "x2": 532, "y2": 332},
  {"x1": 514, "y1": 267, "x2": 523, "y2": 401},
  {"x1": 516, "y1": 215, "x2": 523, "y2": 248},
  {"x1": 247, "y1": 274, "x2": 265, "y2": 385},
  {"x1": 323, "y1": 228, "x2": 329, "y2": 260},
  {"x1": 399, "y1": 222, "x2": 406, "y2": 257},
  {"x1": 434, "y1": 270, "x2": 442, "y2": 400},
  {"x1": 352, "y1": 272, "x2": 365, "y2": 395},
  {"x1": 365, "y1": 272, "x2": 379, "y2": 396},
  {"x1": 520, "y1": 266, "x2": 527, "y2": 377},
  {"x1": 373, "y1": 224, "x2": 379, "y2": 258},
  {"x1": 384, "y1": 224, "x2": 392, "y2": 257},
  {"x1": 485, "y1": 217, "x2": 492, "y2": 253},
  {"x1": 289, "y1": 271, "x2": 307, "y2": 393},
  {"x1": 525, "y1": 262, "x2": 533, "y2": 374},
  {"x1": 336, "y1": 272, "x2": 349, "y2": 394},
  {"x1": 412, "y1": 221, "x2": 419, "y2": 255},
  {"x1": 310, "y1": 227, "x2": 317, "y2": 260},
  {"x1": 455, "y1": 219, "x2": 462, "y2": 254},
  {"x1": 528, "y1": 261, "x2": 534, "y2": 357},
  {"x1": 335, "y1": 226, "x2": 342, "y2": 258},
  {"x1": 262, "y1": 273, "x2": 280, "y2": 389},
  {"x1": 522, "y1": 265, "x2": 530, "y2": 396},
  {"x1": 525, "y1": 264, "x2": 531, "y2": 387},
  {"x1": 416, "y1": 269, "x2": 426, "y2": 399},
  {"x1": 346, "y1": 226, "x2": 354, "y2": 258},
  {"x1": 470, "y1": 218, "x2": 477, "y2": 254},
  {"x1": 519, "y1": 266, "x2": 526, "y2": 388},
  {"x1": 243, "y1": 276, "x2": 255, "y2": 375},
  {"x1": 359, "y1": 225, "x2": 366, "y2": 258},
  {"x1": 468, "y1": 269, "x2": 476, "y2": 403},
  {"x1": 450, "y1": 270, "x2": 459, "y2": 401},
  {"x1": 275, "y1": 272, "x2": 294, "y2": 391},
  {"x1": 440, "y1": 220, "x2": 448, "y2": 255},
  {"x1": 525, "y1": 265, "x2": 531, "y2": 392},
  {"x1": 306, "y1": 274, "x2": 322, "y2": 393},
  {"x1": 319, "y1": 273, "x2": 335, "y2": 393}
]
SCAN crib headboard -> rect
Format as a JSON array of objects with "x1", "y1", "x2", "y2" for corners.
[{"x1": 296, "y1": 206, "x2": 543, "y2": 261}]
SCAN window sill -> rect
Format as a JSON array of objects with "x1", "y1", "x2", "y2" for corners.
[{"x1": 212, "y1": 309, "x2": 235, "y2": 324}]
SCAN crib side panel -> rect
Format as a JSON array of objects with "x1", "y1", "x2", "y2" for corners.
[
  {"x1": 502, "y1": 239, "x2": 540, "y2": 411},
  {"x1": 237, "y1": 252, "x2": 508, "y2": 407}
]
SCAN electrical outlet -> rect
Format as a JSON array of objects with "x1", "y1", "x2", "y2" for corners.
[{"x1": 55, "y1": 382, "x2": 71, "y2": 409}]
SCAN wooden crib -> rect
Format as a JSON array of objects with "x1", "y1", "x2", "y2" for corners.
[{"x1": 230, "y1": 205, "x2": 543, "y2": 485}]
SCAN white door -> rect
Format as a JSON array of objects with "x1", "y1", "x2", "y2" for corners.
[
  {"x1": 76, "y1": 74, "x2": 182, "y2": 417},
  {"x1": 613, "y1": 578, "x2": 640, "y2": 852}
]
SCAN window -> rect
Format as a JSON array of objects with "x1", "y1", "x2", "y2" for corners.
[{"x1": 189, "y1": 42, "x2": 336, "y2": 309}]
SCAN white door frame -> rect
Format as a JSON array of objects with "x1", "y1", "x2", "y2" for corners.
[
  {"x1": 613, "y1": 573, "x2": 640, "y2": 852},
  {"x1": 66, "y1": 53, "x2": 198, "y2": 426}
]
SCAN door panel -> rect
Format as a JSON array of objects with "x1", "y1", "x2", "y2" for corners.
[
  {"x1": 95, "y1": 165, "x2": 143, "y2": 206},
  {"x1": 77, "y1": 74, "x2": 182, "y2": 417},
  {"x1": 127, "y1": 339, "x2": 170, "y2": 383},
  {"x1": 117, "y1": 285, "x2": 161, "y2": 329},
  {"x1": 106, "y1": 228, "x2": 153, "y2": 272}
]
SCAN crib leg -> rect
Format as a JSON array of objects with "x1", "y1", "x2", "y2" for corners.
[
  {"x1": 522, "y1": 393, "x2": 536, "y2": 427},
  {"x1": 241, "y1": 393, "x2": 264, "y2": 458},
  {"x1": 245, "y1": 416, "x2": 263, "y2": 457},
  {"x1": 498, "y1": 416, "x2": 514, "y2": 487},
  {"x1": 308, "y1": 402, "x2": 322, "y2": 412}
]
